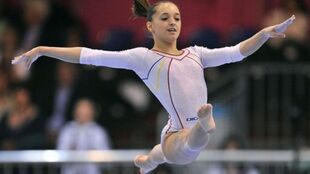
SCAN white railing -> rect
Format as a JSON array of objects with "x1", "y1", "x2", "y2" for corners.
[
  {"x1": 1, "y1": 150, "x2": 309, "y2": 174},
  {"x1": 0, "y1": 150, "x2": 309, "y2": 163}
]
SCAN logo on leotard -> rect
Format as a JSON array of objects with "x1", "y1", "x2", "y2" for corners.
[{"x1": 186, "y1": 117, "x2": 199, "y2": 121}]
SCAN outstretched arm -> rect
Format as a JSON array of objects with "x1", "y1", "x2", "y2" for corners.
[
  {"x1": 12, "y1": 46, "x2": 82, "y2": 69},
  {"x1": 239, "y1": 15, "x2": 295, "y2": 57},
  {"x1": 12, "y1": 46, "x2": 147, "y2": 71}
]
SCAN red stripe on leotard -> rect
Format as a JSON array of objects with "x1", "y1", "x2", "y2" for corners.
[{"x1": 167, "y1": 59, "x2": 184, "y2": 129}]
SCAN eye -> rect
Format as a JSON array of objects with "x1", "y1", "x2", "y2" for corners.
[
  {"x1": 175, "y1": 18, "x2": 180, "y2": 21},
  {"x1": 161, "y1": 17, "x2": 168, "y2": 21}
]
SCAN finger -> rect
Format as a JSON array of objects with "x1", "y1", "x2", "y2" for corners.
[
  {"x1": 269, "y1": 32, "x2": 286, "y2": 38},
  {"x1": 11, "y1": 56, "x2": 22, "y2": 64},
  {"x1": 281, "y1": 15, "x2": 295, "y2": 26},
  {"x1": 275, "y1": 15, "x2": 296, "y2": 33},
  {"x1": 11, "y1": 55, "x2": 28, "y2": 65},
  {"x1": 11, "y1": 58, "x2": 18, "y2": 65}
]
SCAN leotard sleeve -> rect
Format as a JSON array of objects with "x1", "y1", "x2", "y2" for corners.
[
  {"x1": 193, "y1": 44, "x2": 246, "y2": 68},
  {"x1": 79, "y1": 47, "x2": 147, "y2": 72}
]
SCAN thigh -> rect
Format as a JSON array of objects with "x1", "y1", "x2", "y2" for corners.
[{"x1": 162, "y1": 129, "x2": 200, "y2": 164}]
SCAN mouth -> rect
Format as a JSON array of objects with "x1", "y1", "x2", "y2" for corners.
[{"x1": 167, "y1": 28, "x2": 177, "y2": 33}]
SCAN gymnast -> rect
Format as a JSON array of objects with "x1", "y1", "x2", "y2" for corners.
[{"x1": 12, "y1": 0, "x2": 295, "y2": 173}]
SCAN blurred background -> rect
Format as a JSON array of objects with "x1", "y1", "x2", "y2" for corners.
[{"x1": 0, "y1": 0, "x2": 310, "y2": 173}]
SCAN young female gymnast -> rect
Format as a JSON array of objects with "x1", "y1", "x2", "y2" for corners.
[{"x1": 12, "y1": 0, "x2": 295, "y2": 173}]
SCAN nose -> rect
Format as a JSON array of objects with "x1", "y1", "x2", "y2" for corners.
[{"x1": 169, "y1": 19, "x2": 176, "y2": 26}]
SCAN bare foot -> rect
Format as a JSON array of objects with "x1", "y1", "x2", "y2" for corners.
[
  {"x1": 134, "y1": 155, "x2": 156, "y2": 174},
  {"x1": 197, "y1": 103, "x2": 216, "y2": 133}
]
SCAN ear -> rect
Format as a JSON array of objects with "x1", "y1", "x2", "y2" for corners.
[{"x1": 146, "y1": 21, "x2": 153, "y2": 33}]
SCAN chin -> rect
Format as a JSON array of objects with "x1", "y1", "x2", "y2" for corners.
[
  {"x1": 166, "y1": 36, "x2": 178, "y2": 43},
  {"x1": 165, "y1": 40, "x2": 177, "y2": 44}
]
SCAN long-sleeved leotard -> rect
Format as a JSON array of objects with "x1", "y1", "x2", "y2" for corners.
[{"x1": 80, "y1": 45, "x2": 246, "y2": 142}]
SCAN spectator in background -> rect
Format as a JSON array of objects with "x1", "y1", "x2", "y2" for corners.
[
  {"x1": 18, "y1": 0, "x2": 80, "y2": 92},
  {"x1": 63, "y1": 17, "x2": 89, "y2": 48},
  {"x1": 19, "y1": 0, "x2": 51, "y2": 51},
  {"x1": 256, "y1": 0, "x2": 310, "y2": 62},
  {"x1": 40, "y1": 62, "x2": 80, "y2": 148},
  {"x1": 0, "y1": 24, "x2": 17, "y2": 69},
  {"x1": 17, "y1": 0, "x2": 81, "y2": 50},
  {"x1": 278, "y1": 0, "x2": 309, "y2": 44},
  {"x1": 57, "y1": 98, "x2": 111, "y2": 174},
  {"x1": 0, "y1": 23, "x2": 28, "y2": 83},
  {"x1": 42, "y1": 19, "x2": 92, "y2": 148},
  {"x1": 0, "y1": 85, "x2": 45, "y2": 150}
]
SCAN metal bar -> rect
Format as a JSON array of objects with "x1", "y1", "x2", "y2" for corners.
[
  {"x1": 0, "y1": 150, "x2": 148, "y2": 163},
  {"x1": 0, "y1": 150, "x2": 308, "y2": 163}
]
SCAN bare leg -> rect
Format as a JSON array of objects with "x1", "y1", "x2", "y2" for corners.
[
  {"x1": 162, "y1": 103, "x2": 216, "y2": 164},
  {"x1": 186, "y1": 103, "x2": 215, "y2": 150},
  {"x1": 135, "y1": 104, "x2": 215, "y2": 171},
  {"x1": 134, "y1": 144, "x2": 166, "y2": 174}
]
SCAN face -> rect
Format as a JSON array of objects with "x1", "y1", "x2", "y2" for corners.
[
  {"x1": 74, "y1": 100, "x2": 95, "y2": 124},
  {"x1": 15, "y1": 88, "x2": 30, "y2": 106},
  {"x1": 147, "y1": 2, "x2": 181, "y2": 44},
  {"x1": 24, "y1": 0, "x2": 50, "y2": 26}
]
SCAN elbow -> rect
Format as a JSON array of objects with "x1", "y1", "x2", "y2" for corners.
[{"x1": 239, "y1": 42, "x2": 254, "y2": 57}]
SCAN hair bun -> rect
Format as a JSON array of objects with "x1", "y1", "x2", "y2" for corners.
[{"x1": 132, "y1": 0, "x2": 150, "y2": 18}]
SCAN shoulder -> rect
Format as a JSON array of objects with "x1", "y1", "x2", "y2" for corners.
[
  {"x1": 184, "y1": 46, "x2": 208, "y2": 57},
  {"x1": 91, "y1": 124, "x2": 109, "y2": 138},
  {"x1": 124, "y1": 47, "x2": 149, "y2": 55},
  {"x1": 122, "y1": 47, "x2": 152, "y2": 62},
  {"x1": 129, "y1": 47, "x2": 149, "y2": 51},
  {"x1": 90, "y1": 122, "x2": 107, "y2": 133},
  {"x1": 186, "y1": 45, "x2": 210, "y2": 52},
  {"x1": 61, "y1": 121, "x2": 76, "y2": 132}
]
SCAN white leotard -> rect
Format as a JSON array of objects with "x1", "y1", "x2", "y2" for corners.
[{"x1": 80, "y1": 45, "x2": 245, "y2": 139}]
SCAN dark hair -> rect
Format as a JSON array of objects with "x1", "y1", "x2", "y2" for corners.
[{"x1": 132, "y1": 0, "x2": 176, "y2": 21}]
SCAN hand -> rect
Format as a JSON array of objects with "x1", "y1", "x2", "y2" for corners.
[
  {"x1": 263, "y1": 15, "x2": 295, "y2": 38},
  {"x1": 11, "y1": 47, "x2": 42, "y2": 70}
]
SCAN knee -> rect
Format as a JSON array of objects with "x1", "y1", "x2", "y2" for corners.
[
  {"x1": 164, "y1": 152, "x2": 198, "y2": 165},
  {"x1": 162, "y1": 145, "x2": 200, "y2": 165},
  {"x1": 161, "y1": 130, "x2": 201, "y2": 164}
]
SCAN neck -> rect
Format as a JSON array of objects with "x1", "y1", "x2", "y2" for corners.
[{"x1": 152, "y1": 40, "x2": 181, "y2": 55}]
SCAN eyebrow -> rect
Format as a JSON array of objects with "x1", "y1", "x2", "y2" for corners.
[{"x1": 160, "y1": 12, "x2": 180, "y2": 16}]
